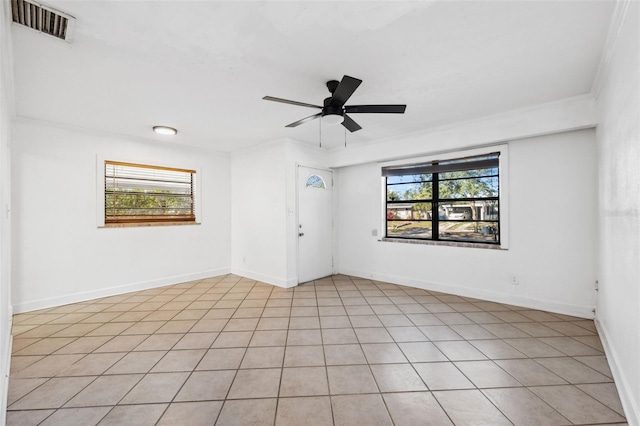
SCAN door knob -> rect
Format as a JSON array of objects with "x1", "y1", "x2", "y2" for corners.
[{"x1": 299, "y1": 232, "x2": 304, "y2": 237}]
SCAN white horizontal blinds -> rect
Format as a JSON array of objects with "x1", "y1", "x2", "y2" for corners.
[
  {"x1": 105, "y1": 161, "x2": 196, "y2": 224},
  {"x1": 382, "y1": 153, "x2": 499, "y2": 176}
]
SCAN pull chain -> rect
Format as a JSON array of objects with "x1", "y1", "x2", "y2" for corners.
[{"x1": 319, "y1": 116, "x2": 322, "y2": 149}]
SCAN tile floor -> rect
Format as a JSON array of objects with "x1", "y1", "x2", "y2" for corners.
[{"x1": 5, "y1": 274, "x2": 628, "y2": 425}]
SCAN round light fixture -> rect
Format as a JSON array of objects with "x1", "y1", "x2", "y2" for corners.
[
  {"x1": 153, "y1": 126, "x2": 178, "y2": 135},
  {"x1": 322, "y1": 114, "x2": 343, "y2": 125}
]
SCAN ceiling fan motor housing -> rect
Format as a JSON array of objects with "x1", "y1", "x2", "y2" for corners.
[{"x1": 323, "y1": 97, "x2": 343, "y2": 118}]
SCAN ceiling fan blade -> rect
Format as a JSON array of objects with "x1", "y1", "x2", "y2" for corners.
[
  {"x1": 285, "y1": 112, "x2": 322, "y2": 128},
  {"x1": 344, "y1": 104, "x2": 407, "y2": 114},
  {"x1": 263, "y1": 96, "x2": 322, "y2": 109},
  {"x1": 342, "y1": 114, "x2": 362, "y2": 132},
  {"x1": 330, "y1": 75, "x2": 362, "y2": 107}
]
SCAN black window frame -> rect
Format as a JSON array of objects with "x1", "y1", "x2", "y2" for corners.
[{"x1": 384, "y1": 153, "x2": 500, "y2": 245}]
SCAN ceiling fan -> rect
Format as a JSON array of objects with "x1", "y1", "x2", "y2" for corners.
[{"x1": 263, "y1": 75, "x2": 406, "y2": 132}]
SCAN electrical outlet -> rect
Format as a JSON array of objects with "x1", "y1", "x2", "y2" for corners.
[{"x1": 510, "y1": 274, "x2": 519, "y2": 285}]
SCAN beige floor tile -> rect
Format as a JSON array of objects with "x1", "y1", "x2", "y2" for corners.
[
  {"x1": 223, "y1": 318, "x2": 259, "y2": 332},
  {"x1": 370, "y1": 364, "x2": 426, "y2": 392},
  {"x1": 494, "y1": 359, "x2": 567, "y2": 386},
  {"x1": 59, "y1": 352, "x2": 126, "y2": 376},
  {"x1": 573, "y1": 335, "x2": 605, "y2": 351},
  {"x1": 13, "y1": 338, "x2": 77, "y2": 356},
  {"x1": 211, "y1": 331, "x2": 253, "y2": 348},
  {"x1": 39, "y1": 406, "x2": 111, "y2": 426},
  {"x1": 469, "y1": 339, "x2": 528, "y2": 359},
  {"x1": 174, "y1": 370, "x2": 236, "y2": 401},
  {"x1": 321, "y1": 328, "x2": 358, "y2": 344},
  {"x1": 287, "y1": 329, "x2": 322, "y2": 345},
  {"x1": 482, "y1": 387, "x2": 569, "y2": 425},
  {"x1": 12, "y1": 354, "x2": 84, "y2": 378},
  {"x1": 250, "y1": 330, "x2": 287, "y2": 347},
  {"x1": 134, "y1": 333, "x2": 183, "y2": 351},
  {"x1": 216, "y1": 398, "x2": 277, "y2": 426},
  {"x1": 479, "y1": 323, "x2": 530, "y2": 338},
  {"x1": 398, "y1": 341, "x2": 448, "y2": 362},
  {"x1": 577, "y1": 383, "x2": 626, "y2": 415},
  {"x1": 7, "y1": 378, "x2": 48, "y2": 406},
  {"x1": 86, "y1": 322, "x2": 134, "y2": 336},
  {"x1": 331, "y1": 394, "x2": 393, "y2": 426},
  {"x1": 261, "y1": 307, "x2": 291, "y2": 317},
  {"x1": 54, "y1": 336, "x2": 113, "y2": 354},
  {"x1": 503, "y1": 337, "x2": 565, "y2": 357},
  {"x1": 383, "y1": 392, "x2": 453, "y2": 426},
  {"x1": 354, "y1": 327, "x2": 394, "y2": 343},
  {"x1": 120, "y1": 372, "x2": 189, "y2": 404},
  {"x1": 150, "y1": 349, "x2": 206, "y2": 372},
  {"x1": 173, "y1": 332, "x2": 218, "y2": 350},
  {"x1": 323, "y1": 344, "x2": 367, "y2": 366},
  {"x1": 104, "y1": 351, "x2": 165, "y2": 375},
  {"x1": 450, "y1": 324, "x2": 497, "y2": 340},
  {"x1": 196, "y1": 348, "x2": 246, "y2": 370},
  {"x1": 283, "y1": 345, "x2": 325, "y2": 367},
  {"x1": 434, "y1": 340, "x2": 488, "y2": 361},
  {"x1": 349, "y1": 315, "x2": 383, "y2": 328},
  {"x1": 279, "y1": 366, "x2": 329, "y2": 397},
  {"x1": 97, "y1": 403, "x2": 167, "y2": 426},
  {"x1": 320, "y1": 315, "x2": 351, "y2": 328},
  {"x1": 9, "y1": 355, "x2": 44, "y2": 375},
  {"x1": 157, "y1": 401, "x2": 223, "y2": 426},
  {"x1": 10, "y1": 376, "x2": 95, "y2": 410},
  {"x1": 190, "y1": 319, "x2": 228, "y2": 333},
  {"x1": 288, "y1": 316, "x2": 320, "y2": 329},
  {"x1": 434, "y1": 389, "x2": 512, "y2": 425},
  {"x1": 50, "y1": 323, "x2": 102, "y2": 337},
  {"x1": 539, "y1": 336, "x2": 603, "y2": 356},
  {"x1": 11, "y1": 338, "x2": 41, "y2": 353},
  {"x1": 64, "y1": 374, "x2": 143, "y2": 407},
  {"x1": 361, "y1": 343, "x2": 408, "y2": 364},
  {"x1": 275, "y1": 396, "x2": 333, "y2": 426},
  {"x1": 227, "y1": 368, "x2": 282, "y2": 399},
  {"x1": 241, "y1": 346, "x2": 285, "y2": 368},
  {"x1": 513, "y1": 322, "x2": 563, "y2": 337},
  {"x1": 574, "y1": 355, "x2": 614, "y2": 378},
  {"x1": 386, "y1": 326, "x2": 428, "y2": 342},
  {"x1": 120, "y1": 321, "x2": 166, "y2": 335},
  {"x1": 535, "y1": 357, "x2": 612, "y2": 383},
  {"x1": 454, "y1": 360, "x2": 522, "y2": 388},
  {"x1": 418, "y1": 325, "x2": 463, "y2": 341},
  {"x1": 327, "y1": 365, "x2": 379, "y2": 394},
  {"x1": 5, "y1": 409, "x2": 55, "y2": 425},
  {"x1": 531, "y1": 385, "x2": 626, "y2": 424},
  {"x1": 256, "y1": 317, "x2": 289, "y2": 330},
  {"x1": 17, "y1": 324, "x2": 72, "y2": 339},
  {"x1": 94, "y1": 335, "x2": 147, "y2": 353},
  {"x1": 413, "y1": 362, "x2": 475, "y2": 390}
]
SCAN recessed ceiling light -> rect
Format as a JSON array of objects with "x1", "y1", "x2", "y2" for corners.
[{"x1": 153, "y1": 126, "x2": 178, "y2": 135}]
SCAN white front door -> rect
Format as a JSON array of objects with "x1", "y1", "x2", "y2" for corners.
[{"x1": 298, "y1": 166, "x2": 333, "y2": 284}]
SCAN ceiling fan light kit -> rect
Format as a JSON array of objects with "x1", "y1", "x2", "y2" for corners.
[{"x1": 263, "y1": 75, "x2": 406, "y2": 134}]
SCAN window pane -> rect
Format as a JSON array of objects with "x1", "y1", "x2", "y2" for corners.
[
  {"x1": 438, "y1": 200, "x2": 499, "y2": 221},
  {"x1": 439, "y1": 221, "x2": 499, "y2": 243},
  {"x1": 387, "y1": 182, "x2": 432, "y2": 201},
  {"x1": 387, "y1": 220, "x2": 432, "y2": 239},
  {"x1": 438, "y1": 176, "x2": 498, "y2": 198},
  {"x1": 105, "y1": 161, "x2": 195, "y2": 223},
  {"x1": 305, "y1": 174, "x2": 326, "y2": 189},
  {"x1": 387, "y1": 174, "x2": 432, "y2": 185},
  {"x1": 439, "y1": 167, "x2": 498, "y2": 180},
  {"x1": 387, "y1": 202, "x2": 432, "y2": 220}
]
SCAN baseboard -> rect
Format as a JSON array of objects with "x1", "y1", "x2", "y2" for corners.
[
  {"x1": 595, "y1": 317, "x2": 639, "y2": 426},
  {"x1": 340, "y1": 268, "x2": 595, "y2": 319},
  {"x1": 231, "y1": 267, "x2": 297, "y2": 289},
  {"x1": 12, "y1": 268, "x2": 231, "y2": 314}
]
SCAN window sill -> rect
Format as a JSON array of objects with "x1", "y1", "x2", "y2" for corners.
[
  {"x1": 381, "y1": 237, "x2": 505, "y2": 250},
  {"x1": 101, "y1": 222, "x2": 201, "y2": 228}
]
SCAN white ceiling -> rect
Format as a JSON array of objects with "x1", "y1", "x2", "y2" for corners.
[{"x1": 10, "y1": 1, "x2": 614, "y2": 152}]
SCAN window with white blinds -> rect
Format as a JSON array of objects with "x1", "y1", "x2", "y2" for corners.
[{"x1": 105, "y1": 161, "x2": 196, "y2": 224}]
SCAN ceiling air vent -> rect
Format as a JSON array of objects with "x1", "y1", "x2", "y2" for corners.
[{"x1": 11, "y1": 0, "x2": 75, "y2": 41}]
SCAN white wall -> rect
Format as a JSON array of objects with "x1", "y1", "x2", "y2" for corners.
[
  {"x1": 231, "y1": 141, "x2": 289, "y2": 286},
  {"x1": 336, "y1": 129, "x2": 598, "y2": 318},
  {"x1": 0, "y1": 1, "x2": 14, "y2": 421},
  {"x1": 11, "y1": 120, "x2": 231, "y2": 312},
  {"x1": 594, "y1": 1, "x2": 639, "y2": 423}
]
